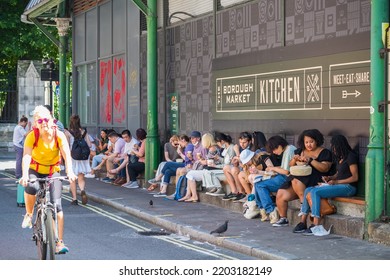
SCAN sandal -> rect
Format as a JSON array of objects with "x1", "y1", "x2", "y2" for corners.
[{"x1": 147, "y1": 184, "x2": 158, "y2": 191}]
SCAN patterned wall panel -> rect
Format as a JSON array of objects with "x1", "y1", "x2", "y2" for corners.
[{"x1": 140, "y1": 0, "x2": 371, "y2": 136}]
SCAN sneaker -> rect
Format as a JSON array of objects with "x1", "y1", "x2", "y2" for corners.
[
  {"x1": 232, "y1": 193, "x2": 246, "y2": 202},
  {"x1": 21, "y1": 214, "x2": 32, "y2": 229},
  {"x1": 153, "y1": 192, "x2": 167, "y2": 197},
  {"x1": 84, "y1": 173, "x2": 95, "y2": 178},
  {"x1": 206, "y1": 187, "x2": 218, "y2": 194},
  {"x1": 55, "y1": 240, "x2": 69, "y2": 254},
  {"x1": 302, "y1": 224, "x2": 315, "y2": 236},
  {"x1": 260, "y1": 208, "x2": 269, "y2": 222},
  {"x1": 80, "y1": 190, "x2": 88, "y2": 205},
  {"x1": 123, "y1": 181, "x2": 139, "y2": 189},
  {"x1": 103, "y1": 178, "x2": 115, "y2": 183},
  {"x1": 71, "y1": 200, "x2": 78, "y2": 206},
  {"x1": 269, "y1": 207, "x2": 280, "y2": 224},
  {"x1": 148, "y1": 178, "x2": 161, "y2": 184},
  {"x1": 101, "y1": 176, "x2": 111, "y2": 181},
  {"x1": 207, "y1": 188, "x2": 225, "y2": 196},
  {"x1": 222, "y1": 192, "x2": 236, "y2": 201},
  {"x1": 293, "y1": 222, "x2": 307, "y2": 233},
  {"x1": 307, "y1": 225, "x2": 332, "y2": 236},
  {"x1": 272, "y1": 217, "x2": 289, "y2": 227},
  {"x1": 165, "y1": 194, "x2": 175, "y2": 200}
]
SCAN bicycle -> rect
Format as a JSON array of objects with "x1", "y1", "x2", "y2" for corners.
[{"x1": 26, "y1": 176, "x2": 69, "y2": 260}]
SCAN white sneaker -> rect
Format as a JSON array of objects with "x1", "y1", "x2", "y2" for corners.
[
  {"x1": 85, "y1": 173, "x2": 95, "y2": 178},
  {"x1": 260, "y1": 208, "x2": 269, "y2": 222},
  {"x1": 22, "y1": 214, "x2": 32, "y2": 229},
  {"x1": 311, "y1": 225, "x2": 332, "y2": 236},
  {"x1": 123, "y1": 181, "x2": 139, "y2": 189},
  {"x1": 206, "y1": 188, "x2": 225, "y2": 196},
  {"x1": 269, "y1": 207, "x2": 280, "y2": 224},
  {"x1": 153, "y1": 192, "x2": 167, "y2": 197}
]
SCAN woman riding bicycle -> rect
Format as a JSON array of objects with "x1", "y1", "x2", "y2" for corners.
[{"x1": 19, "y1": 105, "x2": 77, "y2": 254}]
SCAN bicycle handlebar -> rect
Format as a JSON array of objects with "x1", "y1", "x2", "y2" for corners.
[{"x1": 16, "y1": 176, "x2": 69, "y2": 184}]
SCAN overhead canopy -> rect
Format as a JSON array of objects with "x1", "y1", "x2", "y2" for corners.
[{"x1": 21, "y1": 0, "x2": 66, "y2": 26}]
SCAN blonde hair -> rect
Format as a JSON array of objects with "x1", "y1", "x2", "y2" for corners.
[
  {"x1": 170, "y1": 134, "x2": 179, "y2": 142},
  {"x1": 201, "y1": 133, "x2": 216, "y2": 149}
]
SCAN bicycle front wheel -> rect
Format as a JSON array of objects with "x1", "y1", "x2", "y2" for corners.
[
  {"x1": 44, "y1": 210, "x2": 56, "y2": 260},
  {"x1": 34, "y1": 210, "x2": 47, "y2": 260}
]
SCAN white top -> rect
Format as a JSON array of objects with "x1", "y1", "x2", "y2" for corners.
[
  {"x1": 124, "y1": 137, "x2": 140, "y2": 155},
  {"x1": 13, "y1": 124, "x2": 28, "y2": 148},
  {"x1": 281, "y1": 145, "x2": 297, "y2": 171}
]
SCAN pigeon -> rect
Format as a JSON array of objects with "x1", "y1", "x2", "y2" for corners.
[
  {"x1": 149, "y1": 200, "x2": 154, "y2": 207},
  {"x1": 210, "y1": 220, "x2": 228, "y2": 235}
]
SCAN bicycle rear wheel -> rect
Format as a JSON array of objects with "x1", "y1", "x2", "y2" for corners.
[{"x1": 44, "y1": 210, "x2": 56, "y2": 260}]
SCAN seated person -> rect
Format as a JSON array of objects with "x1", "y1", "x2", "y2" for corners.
[
  {"x1": 204, "y1": 132, "x2": 236, "y2": 196},
  {"x1": 108, "y1": 129, "x2": 139, "y2": 186},
  {"x1": 222, "y1": 131, "x2": 253, "y2": 201},
  {"x1": 293, "y1": 135, "x2": 358, "y2": 235},
  {"x1": 123, "y1": 128, "x2": 147, "y2": 189},
  {"x1": 274, "y1": 129, "x2": 332, "y2": 227},
  {"x1": 149, "y1": 134, "x2": 193, "y2": 197},
  {"x1": 178, "y1": 144, "x2": 222, "y2": 202},
  {"x1": 253, "y1": 135, "x2": 296, "y2": 223},
  {"x1": 147, "y1": 134, "x2": 180, "y2": 191},
  {"x1": 101, "y1": 131, "x2": 126, "y2": 183}
]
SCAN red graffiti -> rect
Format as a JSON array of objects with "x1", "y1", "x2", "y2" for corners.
[
  {"x1": 113, "y1": 57, "x2": 126, "y2": 123},
  {"x1": 100, "y1": 59, "x2": 112, "y2": 124}
]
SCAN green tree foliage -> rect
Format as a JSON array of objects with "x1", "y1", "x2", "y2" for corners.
[{"x1": 0, "y1": 0, "x2": 58, "y2": 87}]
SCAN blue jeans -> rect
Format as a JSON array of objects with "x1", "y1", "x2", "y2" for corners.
[
  {"x1": 161, "y1": 161, "x2": 185, "y2": 184},
  {"x1": 254, "y1": 174, "x2": 287, "y2": 213},
  {"x1": 92, "y1": 153, "x2": 104, "y2": 168},
  {"x1": 302, "y1": 184, "x2": 356, "y2": 218}
]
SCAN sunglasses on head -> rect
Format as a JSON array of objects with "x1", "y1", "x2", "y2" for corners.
[{"x1": 37, "y1": 118, "x2": 49, "y2": 124}]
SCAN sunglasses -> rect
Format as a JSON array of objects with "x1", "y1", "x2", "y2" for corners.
[{"x1": 37, "y1": 118, "x2": 49, "y2": 124}]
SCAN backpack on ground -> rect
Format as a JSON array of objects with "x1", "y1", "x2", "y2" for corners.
[
  {"x1": 70, "y1": 130, "x2": 90, "y2": 160},
  {"x1": 174, "y1": 175, "x2": 187, "y2": 201}
]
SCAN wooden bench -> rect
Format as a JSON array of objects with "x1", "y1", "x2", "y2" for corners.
[{"x1": 331, "y1": 196, "x2": 365, "y2": 205}]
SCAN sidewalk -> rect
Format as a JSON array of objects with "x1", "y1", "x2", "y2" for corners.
[
  {"x1": 74, "y1": 176, "x2": 390, "y2": 260},
  {"x1": 1, "y1": 156, "x2": 390, "y2": 260}
]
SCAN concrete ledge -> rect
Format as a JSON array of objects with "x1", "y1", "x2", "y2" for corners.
[{"x1": 367, "y1": 222, "x2": 390, "y2": 246}]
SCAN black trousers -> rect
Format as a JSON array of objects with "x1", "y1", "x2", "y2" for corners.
[{"x1": 127, "y1": 162, "x2": 145, "y2": 181}]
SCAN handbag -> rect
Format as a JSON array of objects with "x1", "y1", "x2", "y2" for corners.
[
  {"x1": 290, "y1": 165, "x2": 312, "y2": 176},
  {"x1": 243, "y1": 195, "x2": 260, "y2": 219},
  {"x1": 306, "y1": 192, "x2": 337, "y2": 217}
]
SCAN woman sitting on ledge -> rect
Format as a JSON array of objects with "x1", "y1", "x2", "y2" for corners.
[{"x1": 294, "y1": 134, "x2": 358, "y2": 236}]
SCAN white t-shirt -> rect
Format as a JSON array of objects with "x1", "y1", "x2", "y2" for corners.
[
  {"x1": 124, "y1": 137, "x2": 140, "y2": 155},
  {"x1": 13, "y1": 125, "x2": 28, "y2": 148}
]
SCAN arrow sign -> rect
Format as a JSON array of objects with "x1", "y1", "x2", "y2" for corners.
[{"x1": 342, "y1": 90, "x2": 362, "y2": 99}]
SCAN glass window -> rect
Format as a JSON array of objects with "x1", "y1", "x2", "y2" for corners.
[{"x1": 77, "y1": 63, "x2": 97, "y2": 125}]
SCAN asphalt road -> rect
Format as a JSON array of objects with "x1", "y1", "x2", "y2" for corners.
[{"x1": 0, "y1": 169, "x2": 254, "y2": 260}]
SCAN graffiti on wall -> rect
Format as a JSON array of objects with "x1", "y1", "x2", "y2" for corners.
[
  {"x1": 113, "y1": 56, "x2": 126, "y2": 124},
  {"x1": 100, "y1": 59, "x2": 112, "y2": 124}
]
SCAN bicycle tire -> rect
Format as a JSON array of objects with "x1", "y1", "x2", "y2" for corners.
[
  {"x1": 44, "y1": 210, "x2": 56, "y2": 260},
  {"x1": 34, "y1": 210, "x2": 47, "y2": 260}
]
